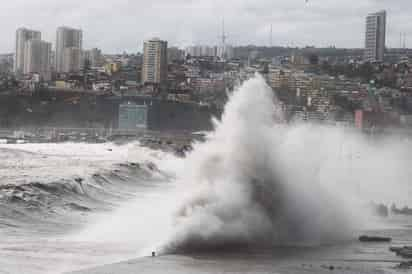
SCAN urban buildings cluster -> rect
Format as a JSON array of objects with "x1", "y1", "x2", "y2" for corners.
[
  {"x1": 14, "y1": 26, "x2": 83, "y2": 81},
  {"x1": 2, "y1": 9, "x2": 412, "y2": 133}
]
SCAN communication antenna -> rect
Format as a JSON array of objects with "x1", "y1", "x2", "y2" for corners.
[
  {"x1": 219, "y1": 18, "x2": 228, "y2": 46},
  {"x1": 403, "y1": 33, "x2": 407, "y2": 49},
  {"x1": 270, "y1": 24, "x2": 273, "y2": 47}
]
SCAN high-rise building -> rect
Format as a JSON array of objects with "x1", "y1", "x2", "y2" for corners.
[
  {"x1": 55, "y1": 26, "x2": 83, "y2": 73},
  {"x1": 364, "y1": 10, "x2": 386, "y2": 62},
  {"x1": 142, "y1": 38, "x2": 168, "y2": 85},
  {"x1": 83, "y1": 48, "x2": 103, "y2": 67},
  {"x1": 168, "y1": 47, "x2": 185, "y2": 63},
  {"x1": 62, "y1": 47, "x2": 82, "y2": 73},
  {"x1": 0, "y1": 54, "x2": 13, "y2": 74},
  {"x1": 14, "y1": 28, "x2": 41, "y2": 74},
  {"x1": 217, "y1": 44, "x2": 234, "y2": 60},
  {"x1": 23, "y1": 39, "x2": 52, "y2": 81},
  {"x1": 185, "y1": 46, "x2": 202, "y2": 57},
  {"x1": 185, "y1": 45, "x2": 217, "y2": 58}
]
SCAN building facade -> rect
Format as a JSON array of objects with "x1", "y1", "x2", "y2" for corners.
[
  {"x1": 55, "y1": 26, "x2": 83, "y2": 73},
  {"x1": 217, "y1": 44, "x2": 234, "y2": 60},
  {"x1": 365, "y1": 10, "x2": 386, "y2": 62},
  {"x1": 142, "y1": 38, "x2": 168, "y2": 85},
  {"x1": 185, "y1": 45, "x2": 217, "y2": 57},
  {"x1": 167, "y1": 47, "x2": 185, "y2": 63},
  {"x1": 62, "y1": 47, "x2": 82, "y2": 73},
  {"x1": 14, "y1": 28, "x2": 41, "y2": 75},
  {"x1": 83, "y1": 48, "x2": 103, "y2": 67},
  {"x1": 23, "y1": 40, "x2": 52, "y2": 81},
  {"x1": 118, "y1": 103, "x2": 148, "y2": 129}
]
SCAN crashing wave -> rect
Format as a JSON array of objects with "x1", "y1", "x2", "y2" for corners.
[
  {"x1": 160, "y1": 75, "x2": 412, "y2": 253},
  {"x1": 0, "y1": 160, "x2": 165, "y2": 232}
]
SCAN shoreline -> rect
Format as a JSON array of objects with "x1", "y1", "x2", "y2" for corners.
[{"x1": 66, "y1": 249, "x2": 407, "y2": 274}]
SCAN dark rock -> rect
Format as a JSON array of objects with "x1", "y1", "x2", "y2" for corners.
[
  {"x1": 359, "y1": 235, "x2": 391, "y2": 242},
  {"x1": 396, "y1": 261, "x2": 412, "y2": 269},
  {"x1": 400, "y1": 251, "x2": 412, "y2": 259},
  {"x1": 391, "y1": 204, "x2": 412, "y2": 216},
  {"x1": 389, "y1": 246, "x2": 412, "y2": 258},
  {"x1": 129, "y1": 162, "x2": 140, "y2": 168}
]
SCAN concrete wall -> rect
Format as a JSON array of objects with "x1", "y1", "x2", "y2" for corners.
[{"x1": 0, "y1": 93, "x2": 219, "y2": 131}]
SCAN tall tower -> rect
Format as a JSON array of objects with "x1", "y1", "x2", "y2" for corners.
[
  {"x1": 55, "y1": 26, "x2": 83, "y2": 73},
  {"x1": 220, "y1": 19, "x2": 227, "y2": 46},
  {"x1": 23, "y1": 39, "x2": 52, "y2": 80},
  {"x1": 62, "y1": 47, "x2": 82, "y2": 73},
  {"x1": 218, "y1": 19, "x2": 232, "y2": 60},
  {"x1": 14, "y1": 28, "x2": 41, "y2": 74},
  {"x1": 364, "y1": 10, "x2": 386, "y2": 62},
  {"x1": 141, "y1": 38, "x2": 168, "y2": 85},
  {"x1": 270, "y1": 24, "x2": 273, "y2": 47}
]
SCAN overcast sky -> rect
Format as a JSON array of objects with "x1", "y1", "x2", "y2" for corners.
[{"x1": 1, "y1": 0, "x2": 411, "y2": 53}]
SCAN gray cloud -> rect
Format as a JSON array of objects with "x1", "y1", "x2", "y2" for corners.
[{"x1": 1, "y1": 0, "x2": 412, "y2": 53}]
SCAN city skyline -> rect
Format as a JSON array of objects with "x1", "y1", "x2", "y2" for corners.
[{"x1": 1, "y1": 0, "x2": 412, "y2": 53}]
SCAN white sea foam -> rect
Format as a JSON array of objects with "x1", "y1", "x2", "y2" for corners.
[
  {"x1": 161, "y1": 74, "x2": 412, "y2": 251},
  {"x1": 72, "y1": 75, "x2": 412, "y2": 256}
]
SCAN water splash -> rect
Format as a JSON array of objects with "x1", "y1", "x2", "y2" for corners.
[
  {"x1": 72, "y1": 75, "x2": 412, "y2": 257},
  {"x1": 161, "y1": 74, "x2": 412, "y2": 252}
]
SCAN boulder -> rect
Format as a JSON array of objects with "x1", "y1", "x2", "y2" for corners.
[{"x1": 359, "y1": 235, "x2": 391, "y2": 242}]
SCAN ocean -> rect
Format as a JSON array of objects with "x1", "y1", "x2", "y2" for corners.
[{"x1": 0, "y1": 75, "x2": 411, "y2": 274}]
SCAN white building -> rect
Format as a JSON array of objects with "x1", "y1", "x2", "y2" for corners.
[
  {"x1": 202, "y1": 46, "x2": 217, "y2": 57},
  {"x1": 56, "y1": 26, "x2": 83, "y2": 73},
  {"x1": 84, "y1": 48, "x2": 103, "y2": 67},
  {"x1": 186, "y1": 46, "x2": 201, "y2": 57},
  {"x1": 142, "y1": 38, "x2": 168, "y2": 85},
  {"x1": 185, "y1": 45, "x2": 217, "y2": 57},
  {"x1": 217, "y1": 44, "x2": 234, "y2": 60},
  {"x1": 14, "y1": 28, "x2": 41, "y2": 74},
  {"x1": 365, "y1": 10, "x2": 386, "y2": 62},
  {"x1": 62, "y1": 47, "x2": 82, "y2": 73},
  {"x1": 23, "y1": 39, "x2": 52, "y2": 81}
]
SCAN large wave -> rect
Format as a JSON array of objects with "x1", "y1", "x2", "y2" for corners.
[
  {"x1": 160, "y1": 74, "x2": 412, "y2": 253},
  {"x1": 0, "y1": 142, "x2": 178, "y2": 274},
  {"x1": 0, "y1": 143, "x2": 171, "y2": 234}
]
